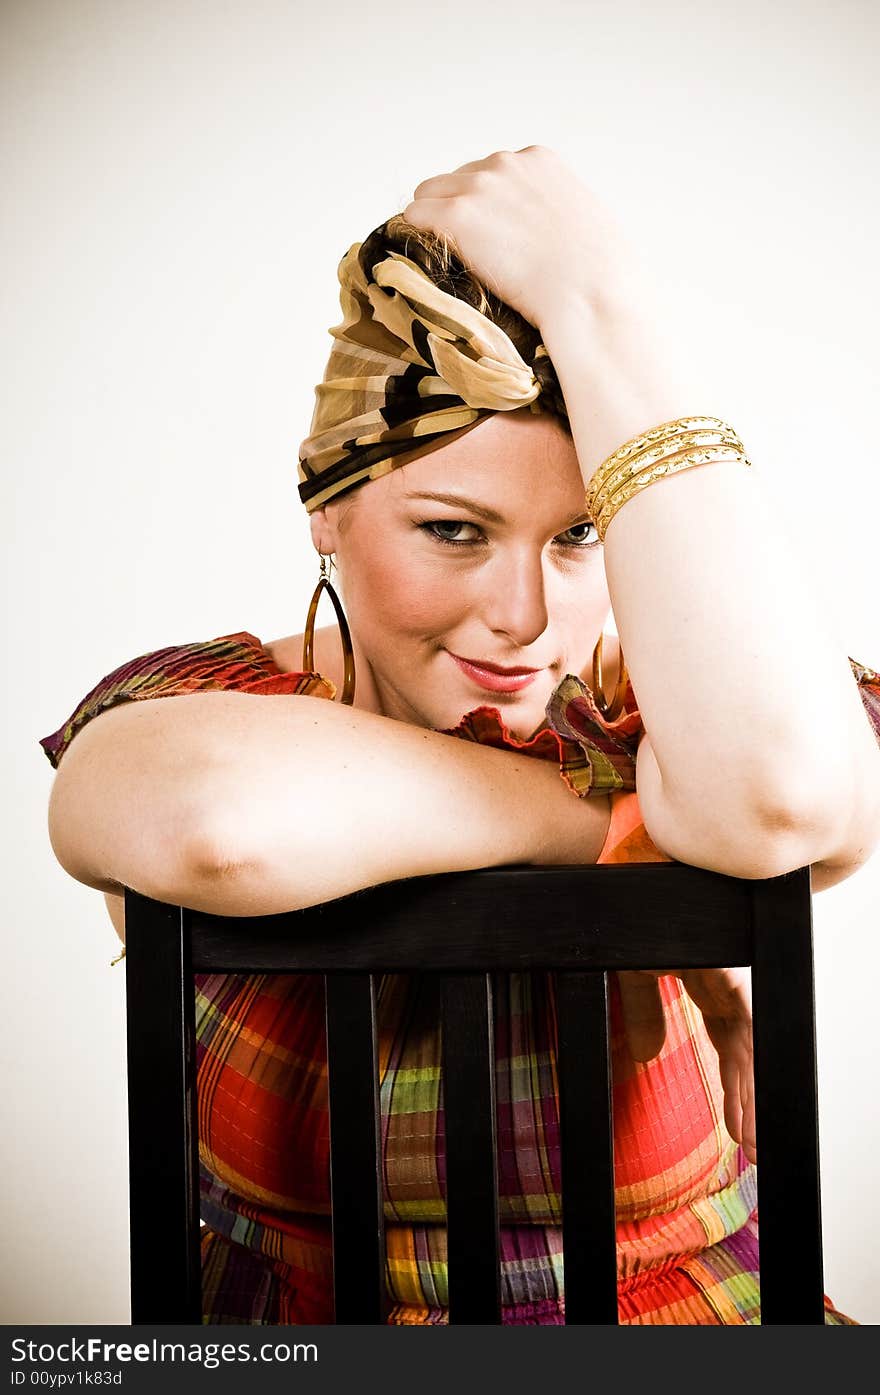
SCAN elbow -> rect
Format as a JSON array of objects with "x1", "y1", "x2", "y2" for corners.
[
  {"x1": 180, "y1": 817, "x2": 265, "y2": 914},
  {"x1": 706, "y1": 800, "x2": 832, "y2": 882},
  {"x1": 637, "y1": 732, "x2": 876, "y2": 882},
  {"x1": 671, "y1": 832, "x2": 811, "y2": 883},
  {"x1": 186, "y1": 813, "x2": 254, "y2": 883},
  {"x1": 634, "y1": 731, "x2": 811, "y2": 879},
  {"x1": 761, "y1": 751, "x2": 880, "y2": 889},
  {"x1": 641, "y1": 785, "x2": 820, "y2": 882},
  {"x1": 180, "y1": 809, "x2": 323, "y2": 916}
]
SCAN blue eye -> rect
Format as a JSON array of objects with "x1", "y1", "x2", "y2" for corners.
[
  {"x1": 419, "y1": 521, "x2": 483, "y2": 547},
  {"x1": 557, "y1": 521, "x2": 600, "y2": 547},
  {"x1": 418, "y1": 520, "x2": 600, "y2": 549}
]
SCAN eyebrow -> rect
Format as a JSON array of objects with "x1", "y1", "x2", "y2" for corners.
[{"x1": 403, "y1": 490, "x2": 592, "y2": 529}]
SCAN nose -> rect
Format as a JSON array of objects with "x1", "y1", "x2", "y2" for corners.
[{"x1": 481, "y1": 549, "x2": 550, "y2": 649}]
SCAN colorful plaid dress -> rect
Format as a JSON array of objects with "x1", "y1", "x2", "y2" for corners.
[{"x1": 40, "y1": 633, "x2": 880, "y2": 1325}]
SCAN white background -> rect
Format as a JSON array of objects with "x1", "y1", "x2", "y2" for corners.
[{"x1": 5, "y1": 0, "x2": 879, "y2": 1323}]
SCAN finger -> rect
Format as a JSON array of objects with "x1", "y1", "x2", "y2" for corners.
[
  {"x1": 410, "y1": 172, "x2": 475, "y2": 202},
  {"x1": 617, "y1": 972, "x2": 667, "y2": 1061},
  {"x1": 401, "y1": 188, "x2": 479, "y2": 237},
  {"x1": 718, "y1": 1030, "x2": 758, "y2": 1164},
  {"x1": 741, "y1": 1096, "x2": 757, "y2": 1164},
  {"x1": 399, "y1": 195, "x2": 471, "y2": 261},
  {"x1": 448, "y1": 150, "x2": 517, "y2": 173},
  {"x1": 411, "y1": 150, "x2": 518, "y2": 201},
  {"x1": 714, "y1": 1031, "x2": 744, "y2": 1148},
  {"x1": 720, "y1": 1065, "x2": 744, "y2": 1151},
  {"x1": 740, "y1": 1048, "x2": 757, "y2": 1164},
  {"x1": 727, "y1": 1059, "x2": 756, "y2": 1165}
]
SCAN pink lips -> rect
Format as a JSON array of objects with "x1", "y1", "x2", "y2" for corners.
[{"x1": 448, "y1": 652, "x2": 541, "y2": 693}]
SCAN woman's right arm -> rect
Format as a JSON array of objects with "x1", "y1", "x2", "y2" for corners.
[{"x1": 48, "y1": 689, "x2": 612, "y2": 918}]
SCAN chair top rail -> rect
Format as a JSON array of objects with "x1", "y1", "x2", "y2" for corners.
[{"x1": 125, "y1": 862, "x2": 809, "y2": 974}]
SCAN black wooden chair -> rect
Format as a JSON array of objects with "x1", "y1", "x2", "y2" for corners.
[{"x1": 124, "y1": 860, "x2": 825, "y2": 1326}]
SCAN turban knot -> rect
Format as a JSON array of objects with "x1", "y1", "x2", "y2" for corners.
[{"x1": 297, "y1": 220, "x2": 569, "y2": 513}]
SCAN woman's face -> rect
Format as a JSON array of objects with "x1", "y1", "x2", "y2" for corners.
[{"x1": 310, "y1": 406, "x2": 611, "y2": 740}]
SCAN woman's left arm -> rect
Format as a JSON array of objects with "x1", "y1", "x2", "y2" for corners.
[
  {"x1": 539, "y1": 287, "x2": 880, "y2": 885},
  {"x1": 404, "y1": 144, "x2": 880, "y2": 882}
]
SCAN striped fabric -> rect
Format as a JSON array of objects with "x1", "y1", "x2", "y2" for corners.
[
  {"x1": 40, "y1": 633, "x2": 878, "y2": 1324},
  {"x1": 296, "y1": 220, "x2": 569, "y2": 516}
]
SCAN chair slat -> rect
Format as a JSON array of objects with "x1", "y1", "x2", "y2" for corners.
[
  {"x1": 324, "y1": 973, "x2": 387, "y2": 1323},
  {"x1": 555, "y1": 971, "x2": 618, "y2": 1324},
  {"x1": 189, "y1": 863, "x2": 752, "y2": 973},
  {"x1": 750, "y1": 870, "x2": 825, "y2": 1324},
  {"x1": 441, "y1": 973, "x2": 501, "y2": 1323},
  {"x1": 125, "y1": 890, "x2": 202, "y2": 1324}
]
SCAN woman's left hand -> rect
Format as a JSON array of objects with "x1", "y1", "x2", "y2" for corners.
[
  {"x1": 617, "y1": 967, "x2": 757, "y2": 1165},
  {"x1": 403, "y1": 145, "x2": 649, "y2": 334}
]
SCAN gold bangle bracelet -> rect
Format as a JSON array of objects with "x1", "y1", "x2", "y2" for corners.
[
  {"x1": 590, "y1": 414, "x2": 737, "y2": 482},
  {"x1": 594, "y1": 444, "x2": 751, "y2": 542},
  {"x1": 588, "y1": 428, "x2": 742, "y2": 522},
  {"x1": 585, "y1": 417, "x2": 743, "y2": 515},
  {"x1": 585, "y1": 416, "x2": 751, "y2": 543}
]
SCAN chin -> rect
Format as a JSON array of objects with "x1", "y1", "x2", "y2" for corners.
[
  {"x1": 400, "y1": 651, "x2": 553, "y2": 733},
  {"x1": 446, "y1": 688, "x2": 550, "y2": 735}
]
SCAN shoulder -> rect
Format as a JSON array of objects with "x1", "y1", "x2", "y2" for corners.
[
  {"x1": 264, "y1": 625, "x2": 347, "y2": 692},
  {"x1": 38, "y1": 629, "x2": 337, "y2": 771},
  {"x1": 262, "y1": 632, "x2": 301, "y2": 672}
]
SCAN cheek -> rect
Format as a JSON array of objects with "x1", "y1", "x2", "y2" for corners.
[
  {"x1": 549, "y1": 573, "x2": 609, "y2": 655},
  {"x1": 347, "y1": 544, "x2": 467, "y2": 639}
]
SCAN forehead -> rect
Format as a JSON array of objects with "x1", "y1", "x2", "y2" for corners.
[{"x1": 383, "y1": 408, "x2": 579, "y2": 496}]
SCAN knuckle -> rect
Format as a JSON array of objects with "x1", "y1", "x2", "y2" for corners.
[
  {"x1": 469, "y1": 166, "x2": 498, "y2": 191},
  {"x1": 523, "y1": 143, "x2": 557, "y2": 161},
  {"x1": 403, "y1": 199, "x2": 430, "y2": 225},
  {"x1": 449, "y1": 190, "x2": 480, "y2": 224}
]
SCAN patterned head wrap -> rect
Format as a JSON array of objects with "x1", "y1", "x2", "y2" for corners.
[{"x1": 297, "y1": 221, "x2": 569, "y2": 514}]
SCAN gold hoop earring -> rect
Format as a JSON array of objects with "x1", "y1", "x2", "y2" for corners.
[
  {"x1": 302, "y1": 553, "x2": 356, "y2": 705},
  {"x1": 591, "y1": 633, "x2": 628, "y2": 722}
]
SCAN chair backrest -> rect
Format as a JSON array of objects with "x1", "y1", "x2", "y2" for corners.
[{"x1": 124, "y1": 861, "x2": 825, "y2": 1325}]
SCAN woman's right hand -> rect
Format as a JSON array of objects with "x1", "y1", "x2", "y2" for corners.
[
  {"x1": 403, "y1": 145, "x2": 646, "y2": 338},
  {"x1": 617, "y1": 966, "x2": 756, "y2": 1164},
  {"x1": 518, "y1": 765, "x2": 758, "y2": 1165}
]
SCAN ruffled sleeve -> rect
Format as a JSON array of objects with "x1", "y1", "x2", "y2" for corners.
[
  {"x1": 38, "y1": 631, "x2": 336, "y2": 771},
  {"x1": 435, "y1": 662, "x2": 644, "y2": 801},
  {"x1": 435, "y1": 703, "x2": 597, "y2": 801},
  {"x1": 543, "y1": 668, "x2": 642, "y2": 795},
  {"x1": 849, "y1": 656, "x2": 880, "y2": 746}
]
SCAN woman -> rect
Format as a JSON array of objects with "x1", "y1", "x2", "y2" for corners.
[{"x1": 40, "y1": 147, "x2": 880, "y2": 1324}]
